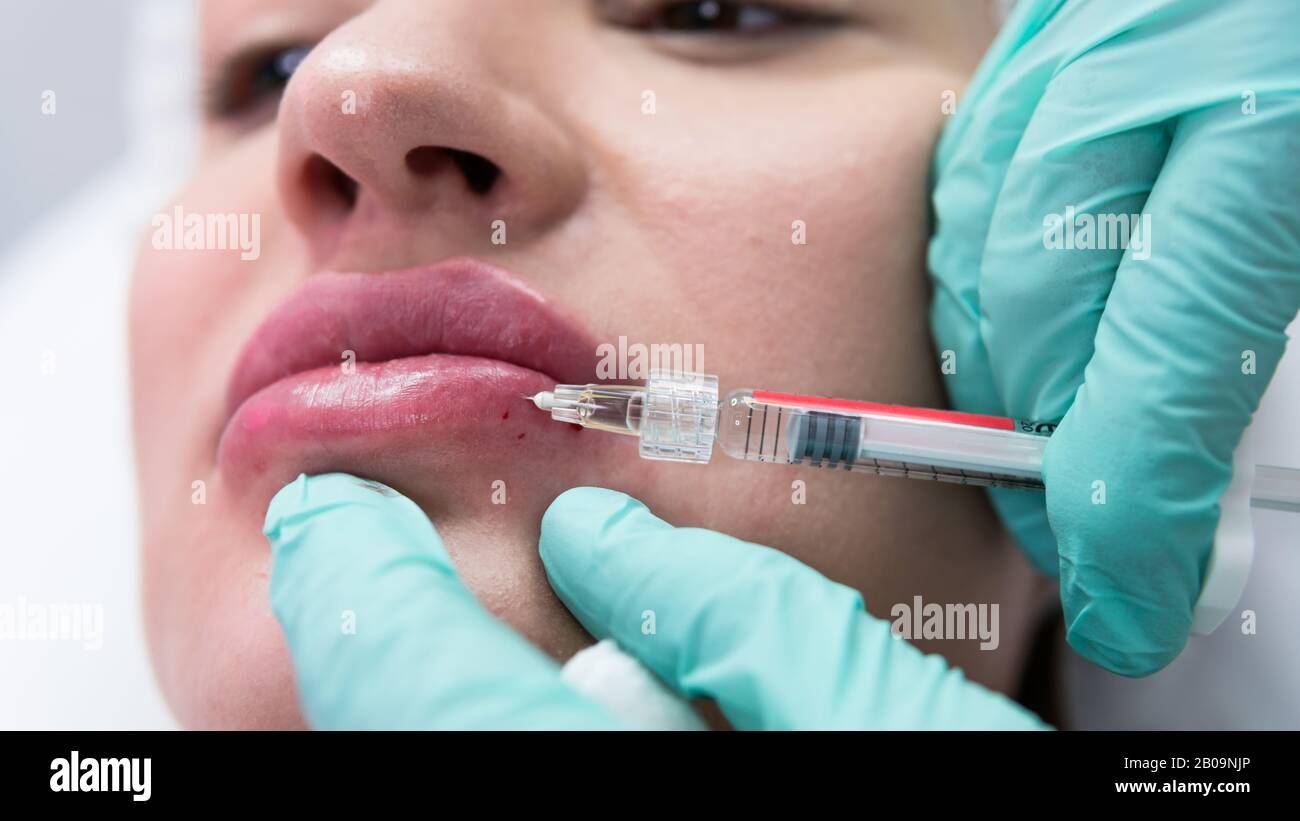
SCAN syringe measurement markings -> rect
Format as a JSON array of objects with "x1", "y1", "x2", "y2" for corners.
[
  {"x1": 743, "y1": 402, "x2": 754, "y2": 460},
  {"x1": 773, "y1": 407, "x2": 783, "y2": 464}
]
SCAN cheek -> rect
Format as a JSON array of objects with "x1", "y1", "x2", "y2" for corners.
[
  {"x1": 544, "y1": 68, "x2": 1042, "y2": 686},
  {"x1": 130, "y1": 131, "x2": 312, "y2": 727},
  {"x1": 583, "y1": 68, "x2": 952, "y2": 400},
  {"x1": 130, "y1": 132, "x2": 301, "y2": 488}
]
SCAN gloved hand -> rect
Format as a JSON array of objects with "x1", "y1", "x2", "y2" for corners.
[
  {"x1": 265, "y1": 474, "x2": 1049, "y2": 730},
  {"x1": 264, "y1": 472, "x2": 620, "y2": 729},
  {"x1": 929, "y1": 0, "x2": 1300, "y2": 676}
]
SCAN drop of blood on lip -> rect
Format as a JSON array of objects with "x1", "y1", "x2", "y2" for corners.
[
  {"x1": 569, "y1": 423, "x2": 582, "y2": 432},
  {"x1": 502, "y1": 410, "x2": 510, "y2": 421},
  {"x1": 517, "y1": 432, "x2": 526, "y2": 440}
]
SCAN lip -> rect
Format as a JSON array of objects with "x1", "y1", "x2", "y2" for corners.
[
  {"x1": 217, "y1": 257, "x2": 600, "y2": 479},
  {"x1": 224, "y1": 257, "x2": 597, "y2": 419}
]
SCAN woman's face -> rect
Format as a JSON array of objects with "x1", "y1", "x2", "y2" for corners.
[{"x1": 132, "y1": 0, "x2": 1038, "y2": 728}]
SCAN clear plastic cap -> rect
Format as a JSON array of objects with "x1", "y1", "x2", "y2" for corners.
[{"x1": 639, "y1": 370, "x2": 719, "y2": 464}]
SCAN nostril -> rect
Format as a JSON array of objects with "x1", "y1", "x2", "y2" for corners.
[
  {"x1": 404, "y1": 146, "x2": 447, "y2": 177},
  {"x1": 448, "y1": 149, "x2": 501, "y2": 195},
  {"x1": 303, "y1": 154, "x2": 359, "y2": 216},
  {"x1": 330, "y1": 165, "x2": 360, "y2": 204},
  {"x1": 405, "y1": 146, "x2": 501, "y2": 196}
]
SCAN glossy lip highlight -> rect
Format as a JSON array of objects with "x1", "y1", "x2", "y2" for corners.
[
  {"x1": 215, "y1": 257, "x2": 606, "y2": 486},
  {"x1": 222, "y1": 256, "x2": 599, "y2": 423}
]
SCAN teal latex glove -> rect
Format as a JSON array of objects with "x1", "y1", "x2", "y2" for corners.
[
  {"x1": 539, "y1": 487, "x2": 1049, "y2": 730},
  {"x1": 264, "y1": 473, "x2": 621, "y2": 729},
  {"x1": 266, "y1": 475, "x2": 1048, "y2": 729},
  {"x1": 930, "y1": 0, "x2": 1300, "y2": 675}
]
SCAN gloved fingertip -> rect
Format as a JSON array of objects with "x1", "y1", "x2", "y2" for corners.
[
  {"x1": 539, "y1": 486, "x2": 667, "y2": 567},
  {"x1": 543, "y1": 485, "x2": 644, "y2": 524},
  {"x1": 264, "y1": 471, "x2": 408, "y2": 531},
  {"x1": 262, "y1": 471, "x2": 439, "y2": 566},
  {"x1": 538, "y1": 487, "x2": 684, "y2": 645},
  {"x1": 1065, "y1": 606, "x2": 1187, "y2": 678},
  {"x1": 263, "y1": 472, "x2": 310, "y2": 542}
]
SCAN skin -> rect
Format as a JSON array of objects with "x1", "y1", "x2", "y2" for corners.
[{"x1": 131, "y1": 0, "x2": 1046, "y2": 728}]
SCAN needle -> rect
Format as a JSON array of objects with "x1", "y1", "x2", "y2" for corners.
[{"x1": 522, "y1": 392, "x2": 566, "y2": 411}]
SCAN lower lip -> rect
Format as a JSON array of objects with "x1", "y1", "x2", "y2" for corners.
[{"x1": 217, "y1": 354, "x2": 574, "y2": 482}]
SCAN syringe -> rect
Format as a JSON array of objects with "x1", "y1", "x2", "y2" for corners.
[
  {"x1": 526, "y1": 370, "x2": 1300, "y2": 635},
  {"x1": 526, "y1": 370, "x2": 1300, "y2": 509}
]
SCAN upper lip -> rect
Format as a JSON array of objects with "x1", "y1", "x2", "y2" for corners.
[{"x1": 223, "y1": 257, "x2": 598, "y2": 420}]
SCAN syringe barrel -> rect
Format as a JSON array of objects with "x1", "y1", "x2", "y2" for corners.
[
  {"x1": 717, "y1": 389, "x2": 1050, "y2": 491},
  {"x1": 544, "y1": 384, "x2": 646, "y2": 436}
]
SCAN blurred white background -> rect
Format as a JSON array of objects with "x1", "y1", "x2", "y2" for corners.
[
  {"x1": 0, "y1": 0, "x2": 197, "y2": 728},
  {"x1": 0, "y1": 0, "x2": 1294, "y2": 731},
  {"x1": 0, "y1": 2, "x2": 131, "y2": 256}
]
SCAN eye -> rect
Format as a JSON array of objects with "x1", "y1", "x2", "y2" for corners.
[
  {"x1": 618, "y1": 1, "x2": 841, "y2": 35},
  {"x1": 205, "y1": 44, "x2": 312, "y2": 121}
]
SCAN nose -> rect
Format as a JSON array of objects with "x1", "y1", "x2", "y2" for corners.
[{"x1": 275, "y1": 3, "x2": 587, "y2": 263}]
